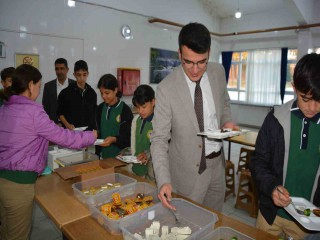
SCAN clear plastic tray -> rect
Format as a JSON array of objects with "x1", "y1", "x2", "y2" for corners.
[
  {"x1": 89, "y1": 182, "x2": 159, "y2": 235},
  {"x1": 202, "y1": 227, "x2": 254, "y2": 240},
  {"x1": 56, "y1": 151, "x2": 98, "y2": 167},
  {"x1": 72, "y1": 173, "x2": 137, "y2": 205},
  {"x1": 120, "y1": 198, "x2": 218, "y2": 240}
]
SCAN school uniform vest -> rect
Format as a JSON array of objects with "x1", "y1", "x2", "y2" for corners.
[
  {"x1": 132, "y1": 117, "x2": 153, "y2": 176},
  {"x1": 100, "y1": 101, "x2": 124, "y2": 158}
]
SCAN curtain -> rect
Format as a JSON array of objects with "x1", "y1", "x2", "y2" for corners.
[
  {"x1": 221, "y1": 51, "x2": 233, "y2": 83},
  {"x1": 246, "y1": 49, "x2": 282, "y2": 105},
  {"x1": 280, "y1": 48, "x2": 288, "y2": 104}
]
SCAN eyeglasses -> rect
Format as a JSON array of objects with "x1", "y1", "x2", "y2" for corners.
[{"x1": 182, "y1": 58, "x2": 208, "y2": 69}]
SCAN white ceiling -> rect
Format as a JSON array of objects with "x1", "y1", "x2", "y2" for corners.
[{"x1": 199, "y1": 0, "x2": 287, "y2": 19}]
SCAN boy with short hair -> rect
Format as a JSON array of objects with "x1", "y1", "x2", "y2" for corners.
[
  {"x1": 131, "y1": 85, "x2": 155, "y2": 180},
  {"x1": 57, "y1": 60, "x2": 97, "y2": 129},
  {"x1": 250, "y1": 53, "x2": 320, "y2": 240},
  {"x1": 0, "y1": 67, "x2": 15, "y2": 107}
]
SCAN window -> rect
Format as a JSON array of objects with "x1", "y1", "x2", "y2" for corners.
[
  {"x1": 227, "y1": 52, "x2": 248, "y2": 101},
  {"x1": 227, "y1": 48, "x2": 298, "y2": 105},
  {"x1": 283, "y1": 49, "x2": 297, "y2": 103}
]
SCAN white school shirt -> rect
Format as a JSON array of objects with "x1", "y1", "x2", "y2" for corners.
[{"x1": 184, "y1": 71, "x2": 222, "y2": 154}]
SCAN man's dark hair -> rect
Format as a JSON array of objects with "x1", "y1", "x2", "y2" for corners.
[
  {"x1": 293, "y1": 53, "x2": 320, "y2": 101},
  {"x1": 97, "y1": 74, "x2": 122, "y2": 98},
  {"x1": 54, "y1": 58, "x2": 68, "y2": 68},
  {"x1": 1, "y1": 67, "x2": 15, "y2": 81},
  {"x1": 178, "y1": 22, "x2": 211, "y2": 54},
  {"x1": 74, "y1": 60, "x2": 88, "y2": 72},
  {"x1": 132, "y1": 84, "x2": 155, "y2": 107}
]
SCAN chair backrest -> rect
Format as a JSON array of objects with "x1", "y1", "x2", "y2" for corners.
[{"x1": 237, "y1": 147, "x2": 254, "y2": 174}]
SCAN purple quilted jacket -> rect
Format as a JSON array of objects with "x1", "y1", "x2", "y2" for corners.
[{"x1": 0, "y1": 95, "x2": 95, "y2": 174}]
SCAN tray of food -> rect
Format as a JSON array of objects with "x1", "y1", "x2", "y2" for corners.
[
  {"x1": 202, "y1": 227, "x2": 254, "y2": 240},
  {"x1": 284, "y1": 197, "x2": 320, "y2": 231},
  {"x1": 72, "y1": 173, "x2": 137, "y2": 205},
  {"x1": 120, "y1": 198, "x2": 218, "y2": 240},
  {"x1": 197, "y1": 128, "x2": 250, "y2": 140},
  {"x1": 89, "y1": 182, "x2": 159, "y2": 235}
]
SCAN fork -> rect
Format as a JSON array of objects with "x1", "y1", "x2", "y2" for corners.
[{"x1": 276, "y1": 187, "x2": 304, "y2": 215}]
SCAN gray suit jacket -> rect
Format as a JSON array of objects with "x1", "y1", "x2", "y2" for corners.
[
  {"x1": 42, "y1": 78, "x2": 75, "y2": 123},
  {"x1": 151, "y1": 63, "x2": 232, "y2": 195}
]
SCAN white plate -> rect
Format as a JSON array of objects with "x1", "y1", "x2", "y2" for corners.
[
  {"x1": 284, "y1": 197, "x2": 320, "y2": 230},
  {"x1": 74, "y1": 126, "x2": 88, "y2": 131},
  {"x1": 94, "y1": 139, "x2": 104, "y2": 145},
  {"x1": 197, "y1": 129, "x2": 250, "y2": 139},
  {"x1": 116, "y1": 155, "x2": 140, "y2": 164}
]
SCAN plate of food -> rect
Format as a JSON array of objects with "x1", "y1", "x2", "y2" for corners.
[
  {"x1": 116, "y1": 155, "x2": 140, "y2": 164},
  {"x1": 197, "y1": 128, "x2": 250, "y2": 139},
  {"x1": 115, "y1": 147, "x2": 140, "y2": 164},
  {"x1": 284, "y1": 197, "x2": 320, "y2": 230}
]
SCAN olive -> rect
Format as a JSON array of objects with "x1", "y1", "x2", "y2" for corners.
[
  {"x1": 304, "y1": 208, "x2": 311, "y2": 216},
  {"x1": 136, "y1": 193, "x2": 145, "y2": 199}
]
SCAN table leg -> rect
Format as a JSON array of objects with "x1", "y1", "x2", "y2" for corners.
[{"x1": 228, "y1": 141, "x2": 231, "y2": 160}]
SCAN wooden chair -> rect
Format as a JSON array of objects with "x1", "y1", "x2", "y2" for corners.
[
  {"x1": 235, "y1": 169, "x2": 258, "y2": 218},
  {"x1": 225, "y1": 160, "x2": 235, "y2": 201},
  {"x1": 237, "y1": 147, "x2": 254, "y2": 174}
]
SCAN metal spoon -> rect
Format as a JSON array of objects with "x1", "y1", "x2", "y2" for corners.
[
  {"x1": 164, "y1": 194, "x2": 181, "y2": 225},
  {"x1": 276, "y1": 187, "x2": 304, "y2": 215},
  {"x1": 169, "y1": 208, "x2": 180, "y2": 225}
]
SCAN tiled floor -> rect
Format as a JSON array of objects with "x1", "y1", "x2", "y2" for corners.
[{"x1": 30, "y1": 129, "x2": 259, "y2": 239}]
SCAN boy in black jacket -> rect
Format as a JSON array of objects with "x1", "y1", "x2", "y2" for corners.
[{"x1": 250, "y1": 53, "x2": 320, "y2": 239}]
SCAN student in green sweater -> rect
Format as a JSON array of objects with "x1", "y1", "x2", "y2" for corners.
[
  {"x1": 95, "y1": 74, "x2": 133, "y2": 159},
  {"x1": 131, "y1": 85, "x2": 155, "y2": 180}
]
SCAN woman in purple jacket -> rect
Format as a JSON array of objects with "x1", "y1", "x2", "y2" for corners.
[{"x1": 0, "y1": 64, "x2": 97, "y2": 240}]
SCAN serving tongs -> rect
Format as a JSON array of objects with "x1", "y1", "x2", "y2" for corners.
[{"x1": 276, "y1": 187, "x2": 305, "y2": 215}]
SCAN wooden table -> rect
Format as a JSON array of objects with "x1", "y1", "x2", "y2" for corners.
[
  {"x1": 35, "y1": 164, "x2": 276, "y2": 240},
  {"x1": 227, "y1": 131, "x2": 258, "y2": 160},
  {"x1": 35, "y1": 173, "x2": 91, "y2": 228}
]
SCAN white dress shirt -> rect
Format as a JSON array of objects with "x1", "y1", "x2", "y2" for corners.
[
  {"x1": 184, "y1": 71, "x2": 222, "y2": 154},
  {"x1": 56, "y1": 78, "x2": 69, "y2": 96}
]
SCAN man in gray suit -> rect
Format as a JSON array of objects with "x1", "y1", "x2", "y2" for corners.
[
  {"x1": 42, "y1": 58, "x2": 75, "y2": 124},
  {"x1": 151, "y1": 22, "x2": 238, "y2": 212}
]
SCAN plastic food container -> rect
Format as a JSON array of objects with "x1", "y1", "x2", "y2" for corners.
[
  {"x1": 72, "y1": 173, "x2": 137, "y2": 205},
  {"x1": 202, "y1": 227, "x2": 254, "y2": 240},
  {"x1": 120, "y1": 198, "x2": 218, "y2": 240},
  {"x1": 56, "y1": 151, "x2": 99, "y2": 167},
  {"x1": 89, "y1": 182, "x2": 159, "y2": 235}
]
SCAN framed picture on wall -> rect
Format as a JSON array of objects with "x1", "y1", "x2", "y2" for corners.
[
  {"x1": 15, "y1": 53, "x2": 39, "y2": 69},
  {"x1": 149, "y1": 48, "x2": 180, "y2": 84}
]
